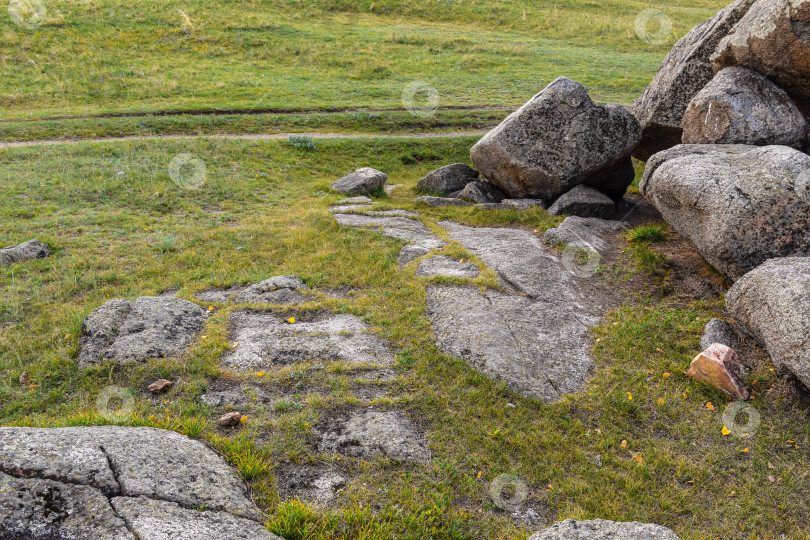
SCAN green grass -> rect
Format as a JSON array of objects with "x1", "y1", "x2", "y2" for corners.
[
  {"x1": 2, "y1": 136, "x2": 808, "y2": 539},
  {"x1": 0, "y1": 0, "x2": 725, "y2": 124}
]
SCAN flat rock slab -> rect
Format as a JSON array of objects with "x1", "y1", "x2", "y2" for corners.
[
  {"x1": 0, "y1": 239, "x2": 50, "y2": 265},
  {"x1": 529, "y1": 519, "x2": 680, "y2": 539},
  {"x1": 439, "y1": 221, "x2": 587, "y2": 307},
  {"x1": 416, "y1": 256, "x2": 480, "y2": 279},
  {"x1": 398, "y1": 245, "x2": 430, "y2": 267},
  {"x1": 318, "y1": 409, "x2": 430, "y2": 463},
  {"x1": 196, "y1": 275, "x2": 312, "y2": 305},
  {"x1": 0, "y1": 426, "x2": 280, "y2": 540},
  {"x1": 78, "y1": 297, "x2": 208, "y2": 367},
  {"x1": 544, "y1": 216, "x2": 628, "y2": 252},
  {"x1": 222, "y1": 310, "x2": 394, "y2": 371},
  {"x1": 427, "y1": 286, "x2": 599, "y2": 401},
  {"x1": 112, "y1": 497, "x2": 280, "y2": 540},
  {"x1": 329, "y1": 204, "x2": 374, "y2": 212},
  {"x1": 415, "y1": 196, "x2": 472, "y2": 207}
]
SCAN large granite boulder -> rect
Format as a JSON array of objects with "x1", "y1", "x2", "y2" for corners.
[
  {"x1": 640, "y1": 144, "x2": 810, "y2": 280},
  {"x1": 416, "y1": 163, "x2": 479, "y2": 194},
  {"x1": 529, "y1": 519, "x2": 680, "y2": 539},
  {"x1": 682, "y1": 67, "x2": 806, "y2": 145},
  {"x1": 78, "y1": 296, "x2": 208, "y2": 367},
  {"x1": 330, "y1": 167, "x2": 387, "y2": 194},
  {"x1": 632, "y1": 0, "x2": 757, "y2": 160},
  {"x1": 470, "y1": 77, "x2": 641, "y2": 200},
  {"x1": 712, "y1": 0, "x2": 810, "y2": 115},
  {"x1": 726, "y1": 257, "x2": 810, "y2": 387},
  {"x1": 0, "y1": 238, "x2": 50, "y2": 265},
  {"x1": 0, "y1": 426, "x2": 281, "y2": 539}
]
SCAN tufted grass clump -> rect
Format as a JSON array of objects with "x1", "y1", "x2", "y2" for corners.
[
  {"x1": 627, "y1": 223, "x2": 668, "y2": 243},
  {"x1": 288, "y1": 135, "x2": 319, "y2": 151}
]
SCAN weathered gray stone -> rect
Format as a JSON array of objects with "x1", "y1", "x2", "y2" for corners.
[
  {"x1": 439, "y1": 221, "x2": 583, "y2": 305},
  {"x1": 195, "y1": 287, "x2": 242, "y2": 304},
  {"x1": 683, "y1": 67, "x2": 806, "y2": 146},
  {"x1": 0, "y1": 426, "x2": 260, "y2": 521},
  {"x1": 547, "y1": 185, "x2": 616, "y2": 219},
  {"x1": 329, "y1": 204, "x2": 373, "y2": 213},
  {"x1": 337, "y1": 196, "x2": 374, "y2": 205},
  {"x1": 427, "y1": 285, "x2": 599, "y2": 401},
  {"x1": 0, "y1": 472, "x2": 134, "y2": 540},
  {"x1": 529, "y1": 519, "x2": 680, "y2": 539},
  {"x1": 318, "y1": 410, "x2": 430, "y2": 462},
  {"x1": 471, "y1": 77, "x2": 640, "y2": 199},
  {"x1": 415, "y1": 196, "x2": 472, "y2": 207},
  {"x1": 0, "y1": 239, "x2": 50, "y2": 265},
  {"x1": 333, "y1": 213, "x2": 445, "y2": 252},
  {"x1": 502, "y1": 198, "x2": 549, "y2": 210},
  {"x1": 640, "y1": 144, "x2": 810, "y2": 280},
  {"x1": 712, "y1": 0, "x2": 810, "y2": 115},
  {"x1": 232, "y1": 275, "x2": 310, "y2": 305},
  {"x1": 458, "y1": 181, "x2": 506, "y2": 203},
  {"x1": 78, "y1": 297, "x2": 207, "y2": 367},
  {"x1": 544, "y1": 216, "x2": 628, "y2": 252},
  {"x1": 726, "y1": 257, "x2": 810, "y2": 386},
  {"x1": 416, "y1": 163, "x2": 479, "y2": 194},
  {"x1": 398, "y1": 245, "x2": 430, "y2": 267},
  {"x1": 111, "y1": 497, "x2": 282, "y2": 540},
  {"x1": 632, "y1": 0, "x2": 757, "y2": 160},
  {"x1": 330, "y1": 167, "x2": 387, "y2": 194},
  {"x1": 364, "y1": 209, "x2": 419, "y2": 218},
  {"x1": 700, "y1": 318, "x2": 737, "y2": 350},
  {"x1": 416, "y1": 256, "x2": 480, "y2": 279},
  {"x1": 222, "y1": 310, "x2": 394, "y2": 371}
]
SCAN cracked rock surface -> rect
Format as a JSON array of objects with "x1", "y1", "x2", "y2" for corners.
[
  {"x1": 416, "y1": 256, "x2": 480, "y2": 279},
  {"x1": 427, "y1": 286, "x2": 599, "y2": 401},
  {"x1": 0, "y1": 426, "x2": 281, "y2": 539},
  {"x1": 318, "y1": 409, "x2": 430, "y2": 463},
  {"x1": 222, "y1": 310, "x2": 394, "y2": 371},
  {"x1": 78, "y1": 297, "x2": 208, "y2": 367},
  {"x1": 529, "y1": 518, "x2": 680, "y2": 539}
]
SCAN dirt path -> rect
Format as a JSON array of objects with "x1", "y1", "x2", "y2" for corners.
[{"x1": 0, "y1": 130, "x2": 488, "y2": 149}]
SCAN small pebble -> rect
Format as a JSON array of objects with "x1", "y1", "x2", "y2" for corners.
[
  {"x1": 219, "y1": 411, "x2": 243, "y2": 427},
  {"x1": 148, "y1": 379, "x2": 174, "y2": 394}
]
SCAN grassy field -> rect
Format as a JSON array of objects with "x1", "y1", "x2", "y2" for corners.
[
  {"x1": 5, "y1": 0, "x2": 807, "y2": 538},
  {"x1": 1, "y1": 137, "x2": 808, "y2": 539},
  {"x1": 0, "y1": 0, "x2": 727, "y2": 140}
]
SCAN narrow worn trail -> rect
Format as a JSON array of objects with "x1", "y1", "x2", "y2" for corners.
[{"x1": 0, "y1": 130, "x2": 488, "y2": 149}]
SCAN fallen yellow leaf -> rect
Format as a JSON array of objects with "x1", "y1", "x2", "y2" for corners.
[
  {"x1": 742, "y1": 448, "x2": 749, "y2": 453},
  {"x1": 621, "y1": 440, "x2": 628, "y2": 448},
  {"x1": 657, "y1": 398, "x2": 665, "y2": 406},
  {"x1": 240, "y1": 415, "x2": 248, "y2": 424},
  {"x1": 722, "y1": 426, "x2": 731, "y2": 436},
  {"x1": 706, "y1": 402, "x2": 715, "y2": 411},
  {"x1": 663, "y1": 372, "x2": 671, "y2": 378},
  {"x1": 256, "y1": 371, "x2": 265, "y2": 377},
  {"x1": 627, "y1": 392, "x2": 633, "y2": 401},
  {"x1": 476, "y1": 471, "x2": 482, "y2": 479},
  {"x1": 632, "y1": 453, "x2": 643, "y2": 463},
  {"x1": 287, "y1": 317, "x2": 296, "y2": 324}
]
